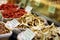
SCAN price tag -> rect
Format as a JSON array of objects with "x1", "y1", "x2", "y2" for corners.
[
  {"x1": 5, "y1": 19, "x2": 20, "y2": 29},
  {"x1": 18, "y1": 29, "x2": 35, "y2": 40},
  {"x1": 48, "y1": 6, "x2": 56, "y2": 14},
  {"x1": 25, "y1": 6, "x2": 33, "y2": 13}
]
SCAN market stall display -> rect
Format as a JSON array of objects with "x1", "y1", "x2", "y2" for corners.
[
  {"x1": 17, "y1": 23, "x2": 60, "y2": 40},
  {"x1": 16, "y1": 13, "x2": 60, "y2": 40},
  {"x1": 0, "y1": 0, "x2": 60, "y2": 40}
]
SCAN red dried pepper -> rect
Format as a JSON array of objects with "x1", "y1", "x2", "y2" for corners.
[{"x1": 0, "y1": 3, "x2": 27, "y2": 18}]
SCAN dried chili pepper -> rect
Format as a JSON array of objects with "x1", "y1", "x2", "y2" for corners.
[{"x1": 0, "y1": 3, "x2": 27, "y2": 18}]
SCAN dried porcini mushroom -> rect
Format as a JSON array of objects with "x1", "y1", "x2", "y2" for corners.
[
  {"x1": 17, "y1": 24, "x2": 29, "y2": 29},
  {"x1": 51, "y1": 34, "x2": 56, "y2": 37},
  {"x1": 33, "y1": 19, "x2": 39, "y2": 26},
  {"x1": 27, "y1": 22, "x2": 33, "y2": 26},
  {"x1": 21, "y1": 17, "x2": 26, "y2": 23},
  {"x1": 48, "y1": 38, "x2": 53, "y2": 40},
  {"x1": 57, "y1": 33, "x2": 60, "y2": 36}
]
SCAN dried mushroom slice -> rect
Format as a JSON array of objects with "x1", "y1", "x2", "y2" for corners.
[
  {"x1": 25, "y1": 17, "x2": 33, "y2": 23},
  {"x1": 27, "y1": 21, "x2": 33, "y2": 26},
  {"x1": 25, "y1": 16, "x2": 35, "y2": 23},
  {"x1": 32, "y1": 36, "x2": 41, "y2": 40},
  {"x1": 41, "y1": 28, "x2": 50, "y2": 35},
  {"x1": 53, "y1": 34, "x2": 60, "y2": 40},
  {"x1": 18, "y1": 18, "x2": 23, "y2": 24},
  {"x1": 33, "y1": 18, "x2": 40, "y2": 26},
  {"x1": 56, "y1": 27, "x2": 60, "y2": 35},
  {"x1": 36, "y1": 17, "x2": 45, "y2": 23},
  {"x1": 18, "y1": 17, "x2": 26, "y2": 23},
  {"x1": 21, "y1": 17, "x2": 26, "y2": 23},
  {"x1": 32, "y1": 32, "x2": 41, "y2": 40},
  {"x1": 57, "y1": 33, "x2": 60, "y2": 37},
  {"x1": 49, "y1": 24, "x2": 57, "y2": 33},
  {"x1": 17, "y1": 24, "x2": 29, "y2": 29},
  {"x1": 48, "y1": 37, "x2": 53, "y2": 40}
]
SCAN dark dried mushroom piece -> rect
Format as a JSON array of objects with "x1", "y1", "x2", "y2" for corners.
[
  {"x1": 27, "y1": 22, "x2": 33, "y2": 26},
  {"x1": 32, "y1": 38, "x2": 36, "y2": 40},
  {"x1": 57, "y1": 33, "x2": 60, "y2": 36},
  {"x1": 40, "y1": 19, "x2": 44, "y2": 23},
  {"x1": 32, "y1": 34, "x2": 41, "y2": 40},
  {"x1": 17, "y1": 24, "x2": 29, "y2": 29},
  {"x1": 32, "y1": 37, "x2": 40, "y2": 40},
  {"x1": 51, "y1": 34, "x2": 56, "y2": 37},
  {"x1": 33, "y1": 19, "x2": 39, "y2": 26},
  {"x1": 41, "y1": 28, "x2": 47, "y2": 32},
  {"x1": 22, "y1": 19, "x2": 26, "y2": 23},
  {"x1": 18, "y1": 17, "x2": 26, "y2": 23},
  {"x1": 18, "y1": 18, "x2": 22, "y2": 23},
  {"x1": 48, "y1": 38, "x2": 53, "y2": 40},
  {"x1": 37, "y1": 36, "x2": 41, "y2": 40}
]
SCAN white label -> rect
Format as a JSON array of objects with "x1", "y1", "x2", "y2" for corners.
[
  {"x1": 18, "y1": 29, "x2": 35, "y2": 40},
  {"x1": 25, "y1": 6, "x2": 32, "y2": 13},
  {"x1": 5, "y1": 19, "x2": 20, "y2": 29}
]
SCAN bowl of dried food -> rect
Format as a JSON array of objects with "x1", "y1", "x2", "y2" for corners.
[{"x1": 0, "y1": 22, "x2": 12, "y2": 40}]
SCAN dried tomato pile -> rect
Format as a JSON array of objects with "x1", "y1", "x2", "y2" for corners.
[{"x1": 0, "y1": 3, "x2": 27, "y2": 18}]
